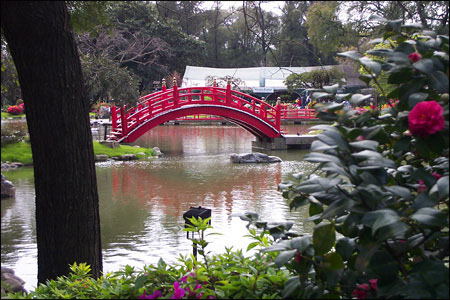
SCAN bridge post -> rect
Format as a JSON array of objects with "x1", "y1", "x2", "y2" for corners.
[
  {"x1": 121, "y1": 105, "x2": 128, "y2": 136},
  {"x1": 172, "y1": 77, "x2": 178, "y2": 107},
  {"x1": 226, "y1": 77, "x2": 231, "y2": 105},
  {"x1": 111, "y1": 105, "x2": 117, "y2": 130},
  {"x1": 212, "y1": 78, "x2": 217, "y2": 103},
  {"x1": 275, "y1": 97, "x2": 281, "y2": 131},
  {"x1": 161, "y1": 78, "x2": 167, "y2": 102}
]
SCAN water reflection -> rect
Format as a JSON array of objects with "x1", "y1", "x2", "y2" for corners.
[{"x1": 2, "y1": 124, "x2": 317, "y2": 292}]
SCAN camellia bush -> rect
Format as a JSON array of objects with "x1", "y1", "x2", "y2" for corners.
[{"x1": 275, "y1": 16, "x2": 449, "y2": 299}]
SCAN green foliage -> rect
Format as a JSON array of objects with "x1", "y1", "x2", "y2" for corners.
[
  {"x1": 1, "y1": 140, "x2": 156, "y2": 164},
  {"x1": 284, "y1": 66, "x2": 346, "y2": 92},
  {"x1": 1, "y1": 44, "x2": 21, "y2": 108},
  {"x1": 8, "y1": 220, "x2": 289, "y2": 299},
  {"x1": 275, "y1": 18, "x2": 449, "y2": 299},
  {"x1": 359, "y1": 38, "x2": 399, "y2": 98},
  {"x1": 305, "y1": 1, "x2": 359, "y2": 59},
  {"x1": 92, "y1": 141, "x2": 155, "y2": 158},
  {"x1": 66, "y1": 1, "x2": 112, "y2": 34},
  {"x1": 80, "y1": 54, "x2": 140, "y2": 106}
]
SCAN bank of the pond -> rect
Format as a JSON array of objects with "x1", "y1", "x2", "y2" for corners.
[
  {"x1": 1, "y1": 112, "x2": 26, "y2": 119},
  {"x1": 1, "y1": 141, "x2": 156, "y2": 165}
]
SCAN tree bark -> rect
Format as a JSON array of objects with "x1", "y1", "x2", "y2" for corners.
[{"x1": 1, "y1": 1, "x2": 102, "y2": 283}]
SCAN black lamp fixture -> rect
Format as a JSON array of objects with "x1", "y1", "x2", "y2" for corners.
[{"x1": 183, "y1": 206, "x2": 211, "y2": 258}]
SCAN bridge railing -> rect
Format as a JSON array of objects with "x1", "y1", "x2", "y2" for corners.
[{"x1": 111, "y1": 79, "x2": 282, "y2": 138}]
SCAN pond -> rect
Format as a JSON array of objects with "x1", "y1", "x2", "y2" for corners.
[{"x1": 1, "y1": 122, "x2": 318, "y2": 292}]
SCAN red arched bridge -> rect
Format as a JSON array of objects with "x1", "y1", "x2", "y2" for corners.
[{"x1": 108, "y1": 79, "x2": 317, "y2": 143}]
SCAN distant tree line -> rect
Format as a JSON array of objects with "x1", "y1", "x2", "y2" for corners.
[{"x1": 2, "y1": 1, "x2": 448, "y2": 107}]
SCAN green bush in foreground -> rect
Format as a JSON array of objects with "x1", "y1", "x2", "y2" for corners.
[{"x1": 6, "y1": 218, "x2": 288, "y2": 299}]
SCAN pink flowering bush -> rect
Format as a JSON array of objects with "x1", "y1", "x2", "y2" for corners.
[
  {"x1": 7, "y1": 104, "x2": 24, "y2": 115},
  {"x1": 408, "y1": 100, "x2": 445, "y2": 137}
]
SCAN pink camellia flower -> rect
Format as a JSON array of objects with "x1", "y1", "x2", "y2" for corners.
[
  {"x1": 408, "y1": 101, "x2": 445, "y2": 137},
  {"x1": 408, "y1": 52, "x2": 422, "y2": 62},
  {"x1": 369, "y1": 279, "x2": 378, "y2": 292},
  {"x1": 352, "y1": 283, "x2": 370, "y2": 299},
  {"x1": 432, "y1": 172, "x2": 443, "y2": 180},
  {"x1": 418, "y1": 179, "x2": 427, "y2": 193},
  {"x1": 294, "y1": 251, "x2": 302, "y2": 263}
]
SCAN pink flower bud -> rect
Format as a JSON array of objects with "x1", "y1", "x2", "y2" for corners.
[{"x1": 408, "y1": 52, "x2": 422, "y2": 62}]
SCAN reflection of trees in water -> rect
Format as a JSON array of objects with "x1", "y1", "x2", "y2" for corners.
[{"x1": 110, "y1": 162, "x2": 282, "y2": 219}]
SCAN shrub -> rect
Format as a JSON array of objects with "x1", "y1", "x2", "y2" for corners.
[
  {"x1": 7, "y1": 103, "x2": 24, "y2": 115},
  {"x1": 275, "y1": 16, "x2": 449, "y2": 299},
  {"x1": 6, "y1": 218, "x2": 288, "y2": 299}
]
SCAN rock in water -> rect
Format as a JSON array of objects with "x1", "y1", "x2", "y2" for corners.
[
  {"x1": 1, "y1": 173, "x2": 15, "y2": 198},
  {"x1": 230, "y1": 152, "x2": 282, "y2": 163}
]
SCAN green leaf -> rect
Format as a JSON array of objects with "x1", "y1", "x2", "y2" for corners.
[
  {"x1": 322, "y1": 252, "x2": 345, "y2": 271},
  {"x1": 367, "y1": 48, "x2": 393, "y2": 57},
  {"x1": 349, "y1": 94, "x2": 372, "y2": 106},
  {"x1": 349, "y1": 140, "x2": 379, "y2": 151},
  {"x1": 359, "y1": 74, "x2": 372, "y2": 85},
  {"x1": 313, "y1": 223, "x2": 336, "y2": 256},
  {"x1": 388, "y1": 68, "x2": 413, "y2": 84},
  {"x1": 370, "y1": 209, "x2": 400, "y2": 234},
  {"x1": 335, "y1": 237, "x2": 355, "y2": 261},
  {"x1": 319, "y1": 129, "x2": 349, "y2": 151},
  {"x1": 429, "y1": 71, "x2": 449, "y2": 93},
  {"x1": 311, "y1": 140, "x2": 338, "y2": 151},
  {"x1": 275, "y1": 249, "x2": 297, "y2": 267},
  {"x1": 134, "y1": 275, "x2": 147, "y2": 290},
  {"x1": 436, "y1": 176, "x2": 449, "y2": 199},
  {"x1": 322, "y1": 102, "x2": 344, "y2": 112},
  {"x1": 312, "y1": 92, "x2": 332, "y2": 100},
  {"x1": 291, "y1": 236, "x2": 312, "y2": 253},
  {"x1": 395, "y1": 42, "x2": 415, "y2": 55},
  {"x1": 413, "y1": 58, "x2": 434, "y2": 75},
  {"x1": 352, "y1": 150, "x2": 382, "y2": 160},
  {"x1": 368, "y1": 250, "x2": 400, "y2": 282},
  {"x1": 337, "y1": 51, "x2": 360, "y2": 61},
  {"x1": 359, "y1": 57, "x2": 382, "y2": 76},
  {"x1": 305, "y1": 152, "x2": 342, "y2": 164},
  {"x1": 387, "y1": 19, "x2": 402, "y2": 33},
  {"x1": 384, "y1": 185, "x2": 411, "y2": 198},
  {"x1": 323, "y1": 84, "x2": 339, "y2": 94},
  {"x1": 410, "y1": 207, "x2": 448, "y2": 227},
  {"x1": 408, "y1": 92, "x2": 428, "y2": 108},
  {"x1": 321, "y1": 198, "x2": 354, "y2": 220},
  {"x1": 282, "y1": 277, "x2": 301, "y2": 298}
]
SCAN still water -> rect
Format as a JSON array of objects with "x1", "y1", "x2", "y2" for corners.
[{"x1": 1, "y1": 123, "x2": 317, "y2": 292}]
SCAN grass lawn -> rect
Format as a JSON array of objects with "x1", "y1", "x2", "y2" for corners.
[
  {"x1": 1, "y1": 141, "x2": 156, "y2": 164},
  {"x1": 1, "y1": 112, "x2": 26, "y2": 119}
]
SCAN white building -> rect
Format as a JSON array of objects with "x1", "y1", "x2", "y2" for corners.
[{"x1": 182, "y1": 65, "x2": 365, "y2": 101}]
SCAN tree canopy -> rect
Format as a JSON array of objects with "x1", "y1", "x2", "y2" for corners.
[{"x1": 1, "y1": 1, "x2": 448, "y2": 107}]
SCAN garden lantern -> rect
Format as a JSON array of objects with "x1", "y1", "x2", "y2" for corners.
[
  {"x1": 183, "y1": 206, "x2": 211, "y2": 259},
  {"x1": 183, "y1": 206, "x2": 211, "y2": 239}
]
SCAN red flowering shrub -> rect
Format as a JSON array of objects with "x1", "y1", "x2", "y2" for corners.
[
  {"x1": 7, "y1": 105, "x2": 24, "y2": 115},
  {"x1": 408, "y1": 101, "x2": 445, "y2": 137}
]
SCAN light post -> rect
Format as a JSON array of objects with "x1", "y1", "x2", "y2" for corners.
[{"x1": 183, "y1": 206, "x2": 211, "y2": 259}]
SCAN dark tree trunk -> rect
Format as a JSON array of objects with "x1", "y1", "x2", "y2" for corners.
[{"x1": 1, "y1": 1, "x2": 102, "y2": 284}]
